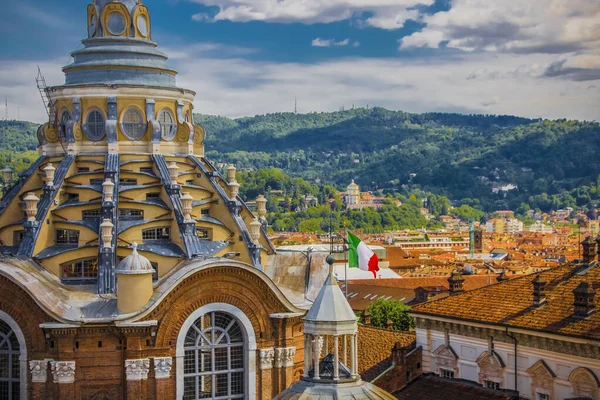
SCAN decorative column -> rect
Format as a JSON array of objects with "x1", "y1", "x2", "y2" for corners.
[
  {"x1": 343, "y1": 335, "x2": 348, "y2": 365},
  {"x1": 125, "y1": 359, "x2": 150, "y2": 400},
  {"x1": 259, "y1": 348, "x2": 274, "y2": 400},
  {"x1": 181, "y1": 192, "x2": 194, "y2": 223},
  {"x1": 229, "y1": 180, "x2": 240, "y2": 201},
  {"x1": 44, "y1": 163, "x2": 56, "y2": 188},
  {"x1": 351, "y1": 334, "x2": 358, "y2": 378},
  {"x1": 256, "y1": 195, "x2": 267, "y2": 221},
  {"x1": 153, "y1": 357, "x2": 173, "y2": 399},
  {"x1": 50, "y1": 361, "x2": 76, "y2": 400},
  {"x1": 303, "y1": 335, "x2": 311, "y2": 378},
  {"x1": 226, "y1": 165, "x2": 236, "y2": 183},
  {"x1": 168, "y1": 162, "x2": 179, "y2": 186},
  {"x1": 333, "y1": 336, "x2": 340, "y2": 380},
  {"x1": 313, "y1": 335, "x2": 322, "y2": 380},
  {"x1": 24, "y1": 192, "x2": 40, "y2": 222},
  {"x1": 249, "y1": 218, "x2": 262, "y2": 244},
  {"x1": 100, "y1": 219, "x2": 114, "y2": 248},
  {"x1": 102, "y1": 178, "x2": 114, "y2": 202},
  {"x1": 30, "y1": 360, "x2": 50, "y2": 400}
]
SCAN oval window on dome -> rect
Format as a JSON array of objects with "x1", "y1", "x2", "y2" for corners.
[
  {"x1": 121, "y1": 108, "x2": 147, "y2": 140},
  {"x1": 159, "y1": 110, "x2": 176, "y2": 141},
  {"x1": 137, "y1": 15, "x2": 149, "y2": 37},
  {"x1": 107, "y1": 12, "x2": 126, "y2": 35},
  {"x1": 85, "y1": 110, "x2": 106, "y2": 141}
]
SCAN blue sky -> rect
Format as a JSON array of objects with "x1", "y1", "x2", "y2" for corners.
[{"x1": 1, "y1": 0, "x2": 599, "y2": 122}]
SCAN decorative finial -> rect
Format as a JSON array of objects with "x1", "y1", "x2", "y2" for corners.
[{"x1": 132, "y1": 242, "x2": 138, "y2": 253}]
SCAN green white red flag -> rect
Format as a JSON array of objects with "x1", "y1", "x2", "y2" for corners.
[{"x1": 347, "y1": 232, "x2": 379, "y2": 278}]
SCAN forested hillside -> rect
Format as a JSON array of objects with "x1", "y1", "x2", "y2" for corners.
[
  {"x1": 2, "y1": 108, "x2": 599, "y2": 214},
  {"x1": 197, "y1": 108, "x2": 600, "y2": 212},
  {"x1": 0, "y1": 121, "x2": 40, "y2": 171}
]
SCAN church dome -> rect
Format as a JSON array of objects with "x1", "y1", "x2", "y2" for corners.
[{"x1": 115, "y1": 243, "x2": 154, "y2": 274}]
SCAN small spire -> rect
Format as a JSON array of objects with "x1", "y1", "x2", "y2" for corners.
[{"x1": 132, "y1": 242, "x2": 138, "y2": 253}]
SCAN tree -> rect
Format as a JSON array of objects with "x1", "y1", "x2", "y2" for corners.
[{"x1": 366, "y1": 298, "x2": 414, "y2": 331}]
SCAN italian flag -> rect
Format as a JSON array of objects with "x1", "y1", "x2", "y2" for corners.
[{"x1": 347, "y1": 232, "x2": 379, "y2": 278}]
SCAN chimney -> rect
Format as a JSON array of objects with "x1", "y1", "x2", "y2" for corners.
[
  {"x1": 496, "y1": 271, "x2": 509, "y2": 283},
  {"x1": 386, "y1": 319, "x2": 394, "y2": 330},
  {"x1": 573, "y1": 281, "x2": 596, "y2": 319},
  {"x1": 532, "y1": 275, "x2": 546, "y2": 306},
  {"x1": 448, "y1": 270, "x2": 464, "y2": 295},
  {"x1": 581, "y1": 236, "x2": 596, "y2": 263},
  {"x1": 363, "y1": 310, "x2": 371, "y2": 325},
  {"x1": 595, "y1": 234, "x2": 600, "y2": 261}
]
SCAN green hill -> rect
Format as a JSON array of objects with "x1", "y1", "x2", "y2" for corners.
[
  {"x1": 196, "y1": 108, "x2": 600, "y2": 212},
  {"x1": 2, "y1": 110, "x2": 599, "y2": 213}
]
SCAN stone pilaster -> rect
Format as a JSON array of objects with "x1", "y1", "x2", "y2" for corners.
[
  {"x1": 258, "y1": 348, "x2": 274, "y2": 400},
  {"x1": 125, "y1": 358, "x2": 150, "y2": 400},
  {"x1": 274, "y1": 347, "x2": 297, "y2": 391},
  {"x1": 30, "y1": 360, "x2": 49, "y2": 400},
  {"x1": 154, "y1": 357, "x2": 173, "y2": 399},
  {"x1": 50, "y1": 361, "x2": 76, "y2": 400}
]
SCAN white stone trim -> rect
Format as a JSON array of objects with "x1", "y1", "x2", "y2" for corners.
[
  {"x1": 274, "y1": 347, "x2": 296, "y2": 368},
  {"x1": 0, "y1": 310, "x2": 27, "y2": 400},
  {"x1": 176, "y1": 303, "x2": 257, "y2": 400},
  {"x1": 50, "y1": 361, "x2": 76, "y2": 384},
  {"x1": 29, "y1": 360, "x2": 49, "y2": 383},
  {"x1": 153, "y1": 357, "x2": 172, "y2": 380},
  {"x1": 259, "y1": 347, "x2": 274, "y2": 370},
  {"x1": 125, "y1": 359, "x2": 150, "y2": 381}
]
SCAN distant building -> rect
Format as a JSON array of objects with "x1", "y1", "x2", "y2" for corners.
[
  {"x1": 345, "y1": 180, "x2": 360, "y2": 205},
  {"x1": 529, "y1": 221, "x2": 553, "y2": 233}
]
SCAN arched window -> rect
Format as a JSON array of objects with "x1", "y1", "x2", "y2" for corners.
[
  {"x1": 121, "y1": 108, "x2": 147, "y2": 140},
  {"x1": 0, "y1": 316, "x2": 22, "y2": 399},
  {"x1": 158, "y1": 110, "x2": 176, "y2": 141},
  {"x1": 183, "y1": 311, "x2": 245, "y2": 400},
  {"x1": 85, "y1": 110, "x2": 106, "y2": 141}
]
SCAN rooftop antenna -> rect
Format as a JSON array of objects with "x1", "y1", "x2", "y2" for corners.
[
  {"x1": 294, "y1": 96, "x2": 297, "y2": 114},
  {"x1": 4, "y1": 96, "x2": 7, "y2": 121}
]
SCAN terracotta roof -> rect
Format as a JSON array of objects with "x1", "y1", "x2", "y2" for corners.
[
  {"x1": 348, "y1": 274, "x2": 498, "y2": 292},
  {"x1": 411, "y1": 262, "x2": 600, "y2": 341},
  {"x1": 341, "y1": 282, "x2": 415, "y2": 310},
  {"x1": 395, "y1": 374, "x2": 518, "y2": 400},
  {"x1": 357, "y1": 325, "x2": 415, "y2": 382}
]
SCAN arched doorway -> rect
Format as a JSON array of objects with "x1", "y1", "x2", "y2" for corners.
[
  {"x1": 177, "y1": 303, "x2": 257, "y2": 400},
  {"x1": 0, "y1": 311, "x2": 27, "y2": 400}
]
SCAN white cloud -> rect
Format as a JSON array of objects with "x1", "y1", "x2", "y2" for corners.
[
  {"x1": 189, "y1": 0, "x2": 433, "y2": 29},
  {"x1": 312, "y1": 38, "x2": 351, "y2": 47},
  {"x1": 4, "y1": 48, "x2": 599, "y2": 125},
  {"x1": 400, "y1": 0, "x2": 600, "y2": 54},
  {"x1": 352, "y1": 41, "x2": 360, "y2": 47}
]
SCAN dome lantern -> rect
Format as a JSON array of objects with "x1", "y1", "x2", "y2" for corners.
[{"x1": 274, "y1": 255, "x2": 396, "y2": 399}]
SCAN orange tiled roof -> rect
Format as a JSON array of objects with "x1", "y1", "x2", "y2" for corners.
[
  {"x1": 411, "y1": 262, "x2": 600, "y2": 340},
  {"x1": 349, "y1": 274, "x2": 499, "y2": 292},
  {"x1": 396, "y1": 374, "x2": 517, "y2": 399}
]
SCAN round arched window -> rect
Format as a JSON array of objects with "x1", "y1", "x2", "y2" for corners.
[
  {"x1": 59, "y1": 110, "x2": 72, "y2": 137},
  {"x1": 183, "y1": 311, "x2": 245, "y2": 399},
  {"x1": 121, "y1": 108, "x2": 147, "y2": 140},
  {"x1": 158, "y1": 110, "x2": 176, "y2": 141},
  {"x1": 0, "y1": 319, "x2": 21, "y2": 398},
  {"x1": 85, "y1": 110, "x2": 106, "y2": 141}
]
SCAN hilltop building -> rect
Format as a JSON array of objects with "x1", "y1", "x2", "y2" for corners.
[{"x1": 0, "y1": 2, "x2": 313, "y2": 399}]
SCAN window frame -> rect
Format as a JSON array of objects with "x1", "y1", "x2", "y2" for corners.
[
  {"x1": 158, "y1": 109, "x2": 177, "y2": 141},
  {"x1": 83, "y1": 109, "x2": 106, "y2": 141},
  {"x1": 142, "y1": 227, "x2": 171, "y2": 241},
  {"x1": 119, "y1": 209, "x2": 144, "y2": 221},
  {"x1": 82, "y1": 209, "x2": 101, "y2": 219},
  {"x1": 120, "y1": 107, "x2": 147, "y2": 141},
  {"x1": 440, "y1": 368, "x2": 455, "y2": 380},
  {"x1": 484, "y1": 380, "x2": 500, "y2": 390},
  {"x1": 60, "y1": 258, "x2": 98, "y2": 282},
  {"x1": 55, "y1": 229, "x2": 80, "y2": 246},
  {"x1": 12, "y1": 230, "x2": 24, "y2": 247}
]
